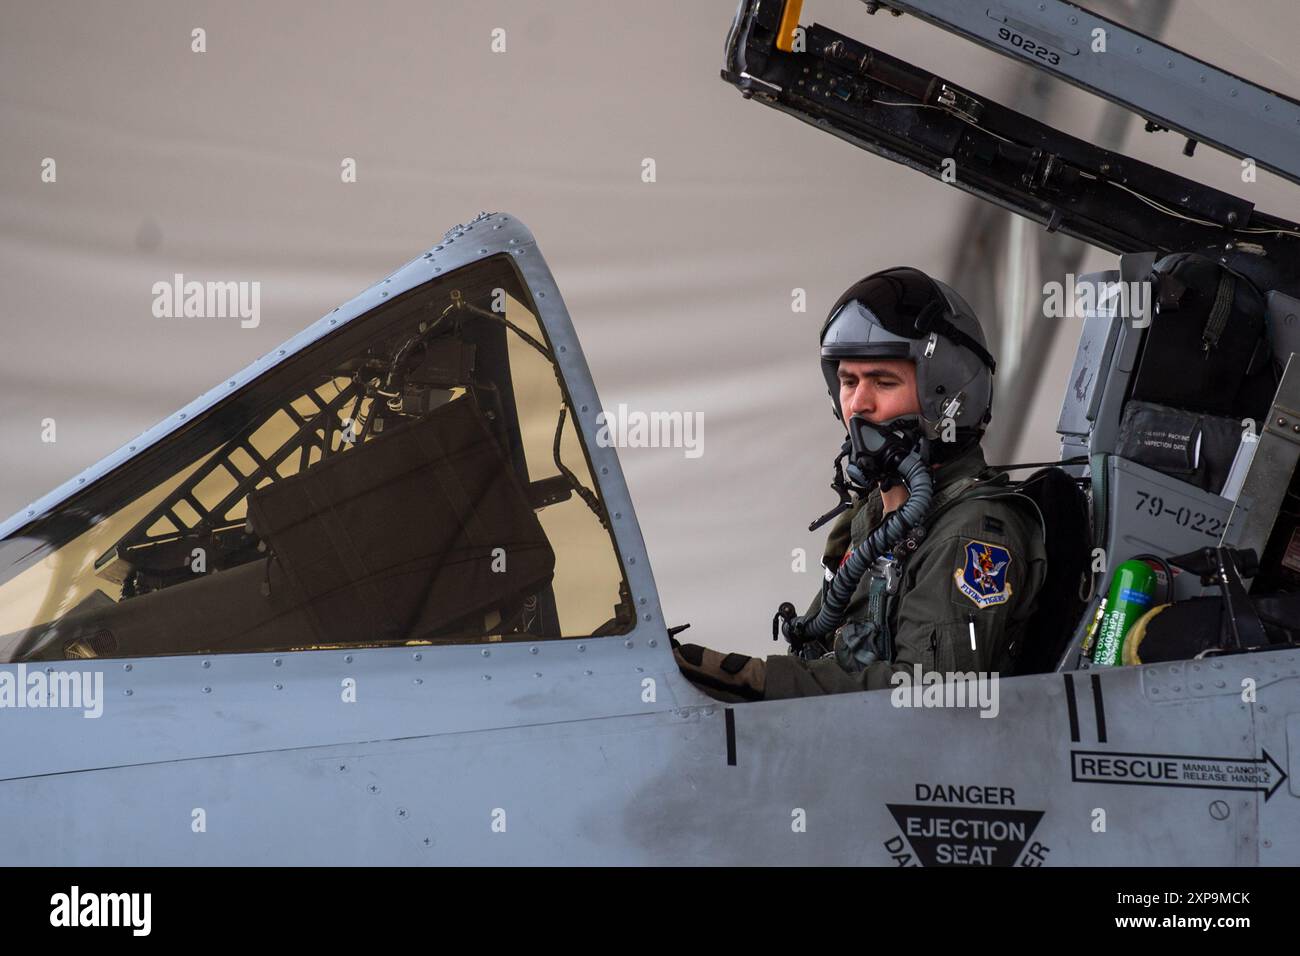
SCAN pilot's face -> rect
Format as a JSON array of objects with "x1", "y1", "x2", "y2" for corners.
[{"x1": 837, "y1": 358, "x2": 921, "y2": 425}]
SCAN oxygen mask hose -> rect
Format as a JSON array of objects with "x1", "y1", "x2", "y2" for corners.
[{"x1": 784, "y1": 450, "x2": 934, "y2": 644}]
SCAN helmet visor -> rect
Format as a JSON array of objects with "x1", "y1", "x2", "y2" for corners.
[{"x1": 826, "y1": 267, "x2": 949, "y2": 341}]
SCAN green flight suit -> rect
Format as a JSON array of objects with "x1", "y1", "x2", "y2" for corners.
[{"x1": 764, "y1": 442, "x2": 1048, "y2": 698}]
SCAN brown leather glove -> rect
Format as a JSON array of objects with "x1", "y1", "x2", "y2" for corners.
[{"x1": 672, "y1": 640, "x2": 766, "y2": 702}]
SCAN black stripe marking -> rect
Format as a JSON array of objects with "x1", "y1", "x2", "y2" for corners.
[
  {"x1": 1091, "y1": 674, "x2": 1108, "y2": 743},
  {"x1": 1063, "y1": 674, "x2": 1080, "y2": 743},
  {"x1": 725, "y1": 708, "x2": 737, "y2": 766}
]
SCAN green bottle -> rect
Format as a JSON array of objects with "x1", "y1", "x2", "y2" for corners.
[{"x1": 1090, "y1": 560, "x2": 1157, "y2": 667}]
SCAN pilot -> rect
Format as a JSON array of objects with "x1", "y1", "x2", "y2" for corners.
[{"x1": 674, "y1": 267, "x2": 1048, "y2": 700}]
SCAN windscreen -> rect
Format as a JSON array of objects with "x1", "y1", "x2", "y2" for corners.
[{"x1": 0, "y1": 256, "x2": 633, "y2": 660}]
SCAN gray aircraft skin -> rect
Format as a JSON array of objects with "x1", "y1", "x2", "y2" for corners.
[{"x1": 1, "y1": 2, "x2": 1299, "y2": 866}]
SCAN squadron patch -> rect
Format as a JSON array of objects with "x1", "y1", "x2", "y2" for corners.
[{"x1": 955, "y1": 540, "x2": 1013, "y2": 608}]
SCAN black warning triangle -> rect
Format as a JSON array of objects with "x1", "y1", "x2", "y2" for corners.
[{"x1": 887, "y1": 804, "x2": 1045, "y2": 867}]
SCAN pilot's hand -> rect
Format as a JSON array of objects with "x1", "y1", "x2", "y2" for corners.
[{"x1": 672, "y1": 640, "x2": 766, "y2": 702}]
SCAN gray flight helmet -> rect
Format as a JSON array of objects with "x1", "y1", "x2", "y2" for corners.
[{"x1": 820, "y1": 267, "x2": 996, "y2": 440}]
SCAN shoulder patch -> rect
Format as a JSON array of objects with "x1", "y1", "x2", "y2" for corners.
[{"x1": 954, "y1": 539, "x2": 1013, "y2": 608}]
